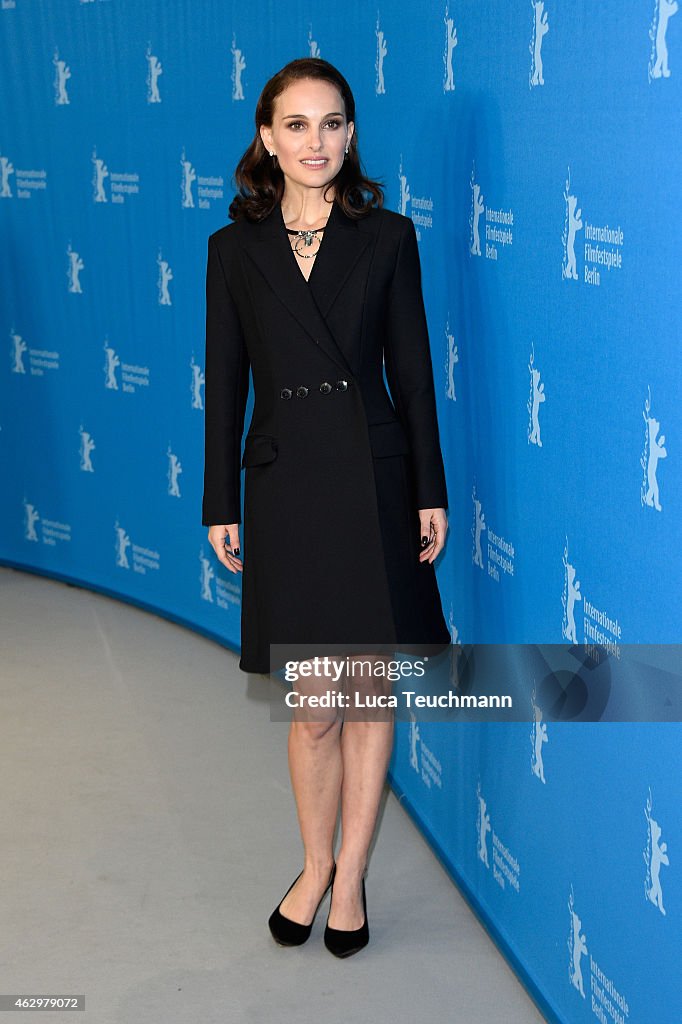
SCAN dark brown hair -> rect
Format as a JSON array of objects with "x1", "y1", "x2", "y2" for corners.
[{"x1": 228, "y1": 57, "x2": 384, "y2": 222}]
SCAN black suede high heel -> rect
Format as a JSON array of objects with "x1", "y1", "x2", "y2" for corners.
[
  {"x1": 268, "y1": 862, "x2": 336, "y2": 946},
  {"x1": 323, "y1": 871, "x2": 369, "y2": 958}
]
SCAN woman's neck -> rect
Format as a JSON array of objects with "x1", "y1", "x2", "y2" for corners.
[{"x1": 281, "y1": 187, "x2": 334, "y2": 229}]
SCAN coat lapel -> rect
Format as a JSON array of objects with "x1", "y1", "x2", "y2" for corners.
[{"x1": 240, "y1": 198, "x2": 371, "y2": 377}]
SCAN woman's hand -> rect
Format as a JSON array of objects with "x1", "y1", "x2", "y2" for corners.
[
  {"x1": 208, "y1": 524, "x2": 243, "y2": 573},
  {"x1": 418, "y1": 508, "x2": 448, "y2": 563}
]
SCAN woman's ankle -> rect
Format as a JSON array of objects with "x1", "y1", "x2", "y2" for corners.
[
  {"x1": 303, "y1": 854, "x2": 335, "y2": 877},
  {"x1": 334, "y1": 853, "x2": 367, "y2": 880}
]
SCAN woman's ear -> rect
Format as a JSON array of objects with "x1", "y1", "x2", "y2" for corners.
[{"x1": 259, "y1": 126, "x2": 272, "y2": 153}]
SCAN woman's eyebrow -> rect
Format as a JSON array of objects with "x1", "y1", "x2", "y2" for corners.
[{"x1": 281, "y1": 111, "x2": 344, "y2": 120}]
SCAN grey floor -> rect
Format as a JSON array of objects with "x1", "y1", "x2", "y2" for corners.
[{"x1": 1, "y1": 565, "x2": 548, "y2": 1024}]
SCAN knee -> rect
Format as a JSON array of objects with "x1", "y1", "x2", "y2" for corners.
[
  {"x1": 291, "y1": 716, "x2": 342, "y2": 744},
  {"x1": 345, "y1": 656, "x2": 395, "y2": 700}
]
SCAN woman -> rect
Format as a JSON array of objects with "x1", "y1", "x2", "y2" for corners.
[{"x1": 202, "y1": 57, "x2": 450, "y2": 957}]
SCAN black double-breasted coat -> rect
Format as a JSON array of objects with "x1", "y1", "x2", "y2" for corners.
[{"x1": 202, "y1": 196, "x2": 451, "y2": 674}]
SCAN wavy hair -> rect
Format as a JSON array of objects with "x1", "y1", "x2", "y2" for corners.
[{"x1": 228, "y1": 57, "x2": 384, "y2": 222}]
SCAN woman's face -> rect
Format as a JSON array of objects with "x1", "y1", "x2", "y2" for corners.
[{"x1": 260, "y1": 78, "x2": 354, "y2": 195}]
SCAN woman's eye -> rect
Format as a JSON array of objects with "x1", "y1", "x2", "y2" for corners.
[{"x1": 287, "y1": 120, "x2": 342, "y2": 130}]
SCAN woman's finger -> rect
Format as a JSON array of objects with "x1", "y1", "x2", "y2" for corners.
[
  {"x1": 215, "y1": 541, "x2": 239, "y2": 572},
  {"x1": 419, "y1": 534, "x2": 437, "y2": 562},
  {"x1": 418, "y1": 511, "x2": 447, "y2": 563},
  {"x1": 208, "y1": 527, "x2": 243, "y2": 573},
  {"x1": 418, "y1": 524, "x2": 437, "y2": 561},
  {"x1": 221, "y1": 536, "x2": 243, "y2": 573}
]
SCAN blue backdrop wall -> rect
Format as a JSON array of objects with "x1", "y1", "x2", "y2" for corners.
[{"x1": 1, "y1": 2, "x2": 680, "y2": 1020}]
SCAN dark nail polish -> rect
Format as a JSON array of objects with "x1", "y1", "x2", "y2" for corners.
[
  {"x1": 421, "y1": 536, "x2": 429, "y2": 547},
  {"x1": 234, "y1": 548, "x2": 240, "y2": 556}
]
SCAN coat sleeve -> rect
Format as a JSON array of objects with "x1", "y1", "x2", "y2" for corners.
[
  {"x1": 201, "y1": 233, "x2": 251, "y2": 527},
  {"x1": 384, "y1": 216, "x2": 449, "y2": 511}
]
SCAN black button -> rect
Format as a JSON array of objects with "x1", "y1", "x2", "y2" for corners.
[
  {"x1": 296, "y1": 385, "x2": 309, "y2": 398},
  {"x1": 280, "y1": 387, "x2": 292, "y2": 400},
  {"x1": 319, "y1": 381, "x2": 332, "y2": 394},
  {"x1": 334, "y1": 379, "x2": 348, "y2": 391}
]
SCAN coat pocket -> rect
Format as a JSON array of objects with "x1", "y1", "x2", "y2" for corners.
[
  {"x1": 240, "y1": 433, "x2": 278, "y2": 468},
  {"x1": 367, "y1": 419, "x2": 411, "y2": 458}
]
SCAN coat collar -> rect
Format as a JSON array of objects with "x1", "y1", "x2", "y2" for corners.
[{"x1": 239, "y1": 197, "x2": 372, "y2": 377}]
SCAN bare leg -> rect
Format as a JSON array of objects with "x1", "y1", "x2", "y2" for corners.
[
  {"x1": 328, "y1": 654, "x2": 395, "y2": 929},
  {"x1": 278, "y1": 661, "x2": 343, "y2": 925}
]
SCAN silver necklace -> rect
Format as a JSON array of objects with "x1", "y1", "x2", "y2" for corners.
[{"x1": 285, "y1": 226, "x2": 325, "y2": 258}]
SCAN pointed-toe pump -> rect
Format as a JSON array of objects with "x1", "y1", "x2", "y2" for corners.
[
  {"x1": 268, "y1": 862, "x2": 336, "y2": 947},
  {"x1": 323, "y1": 873, "x2": 369, "y2": 958}
]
